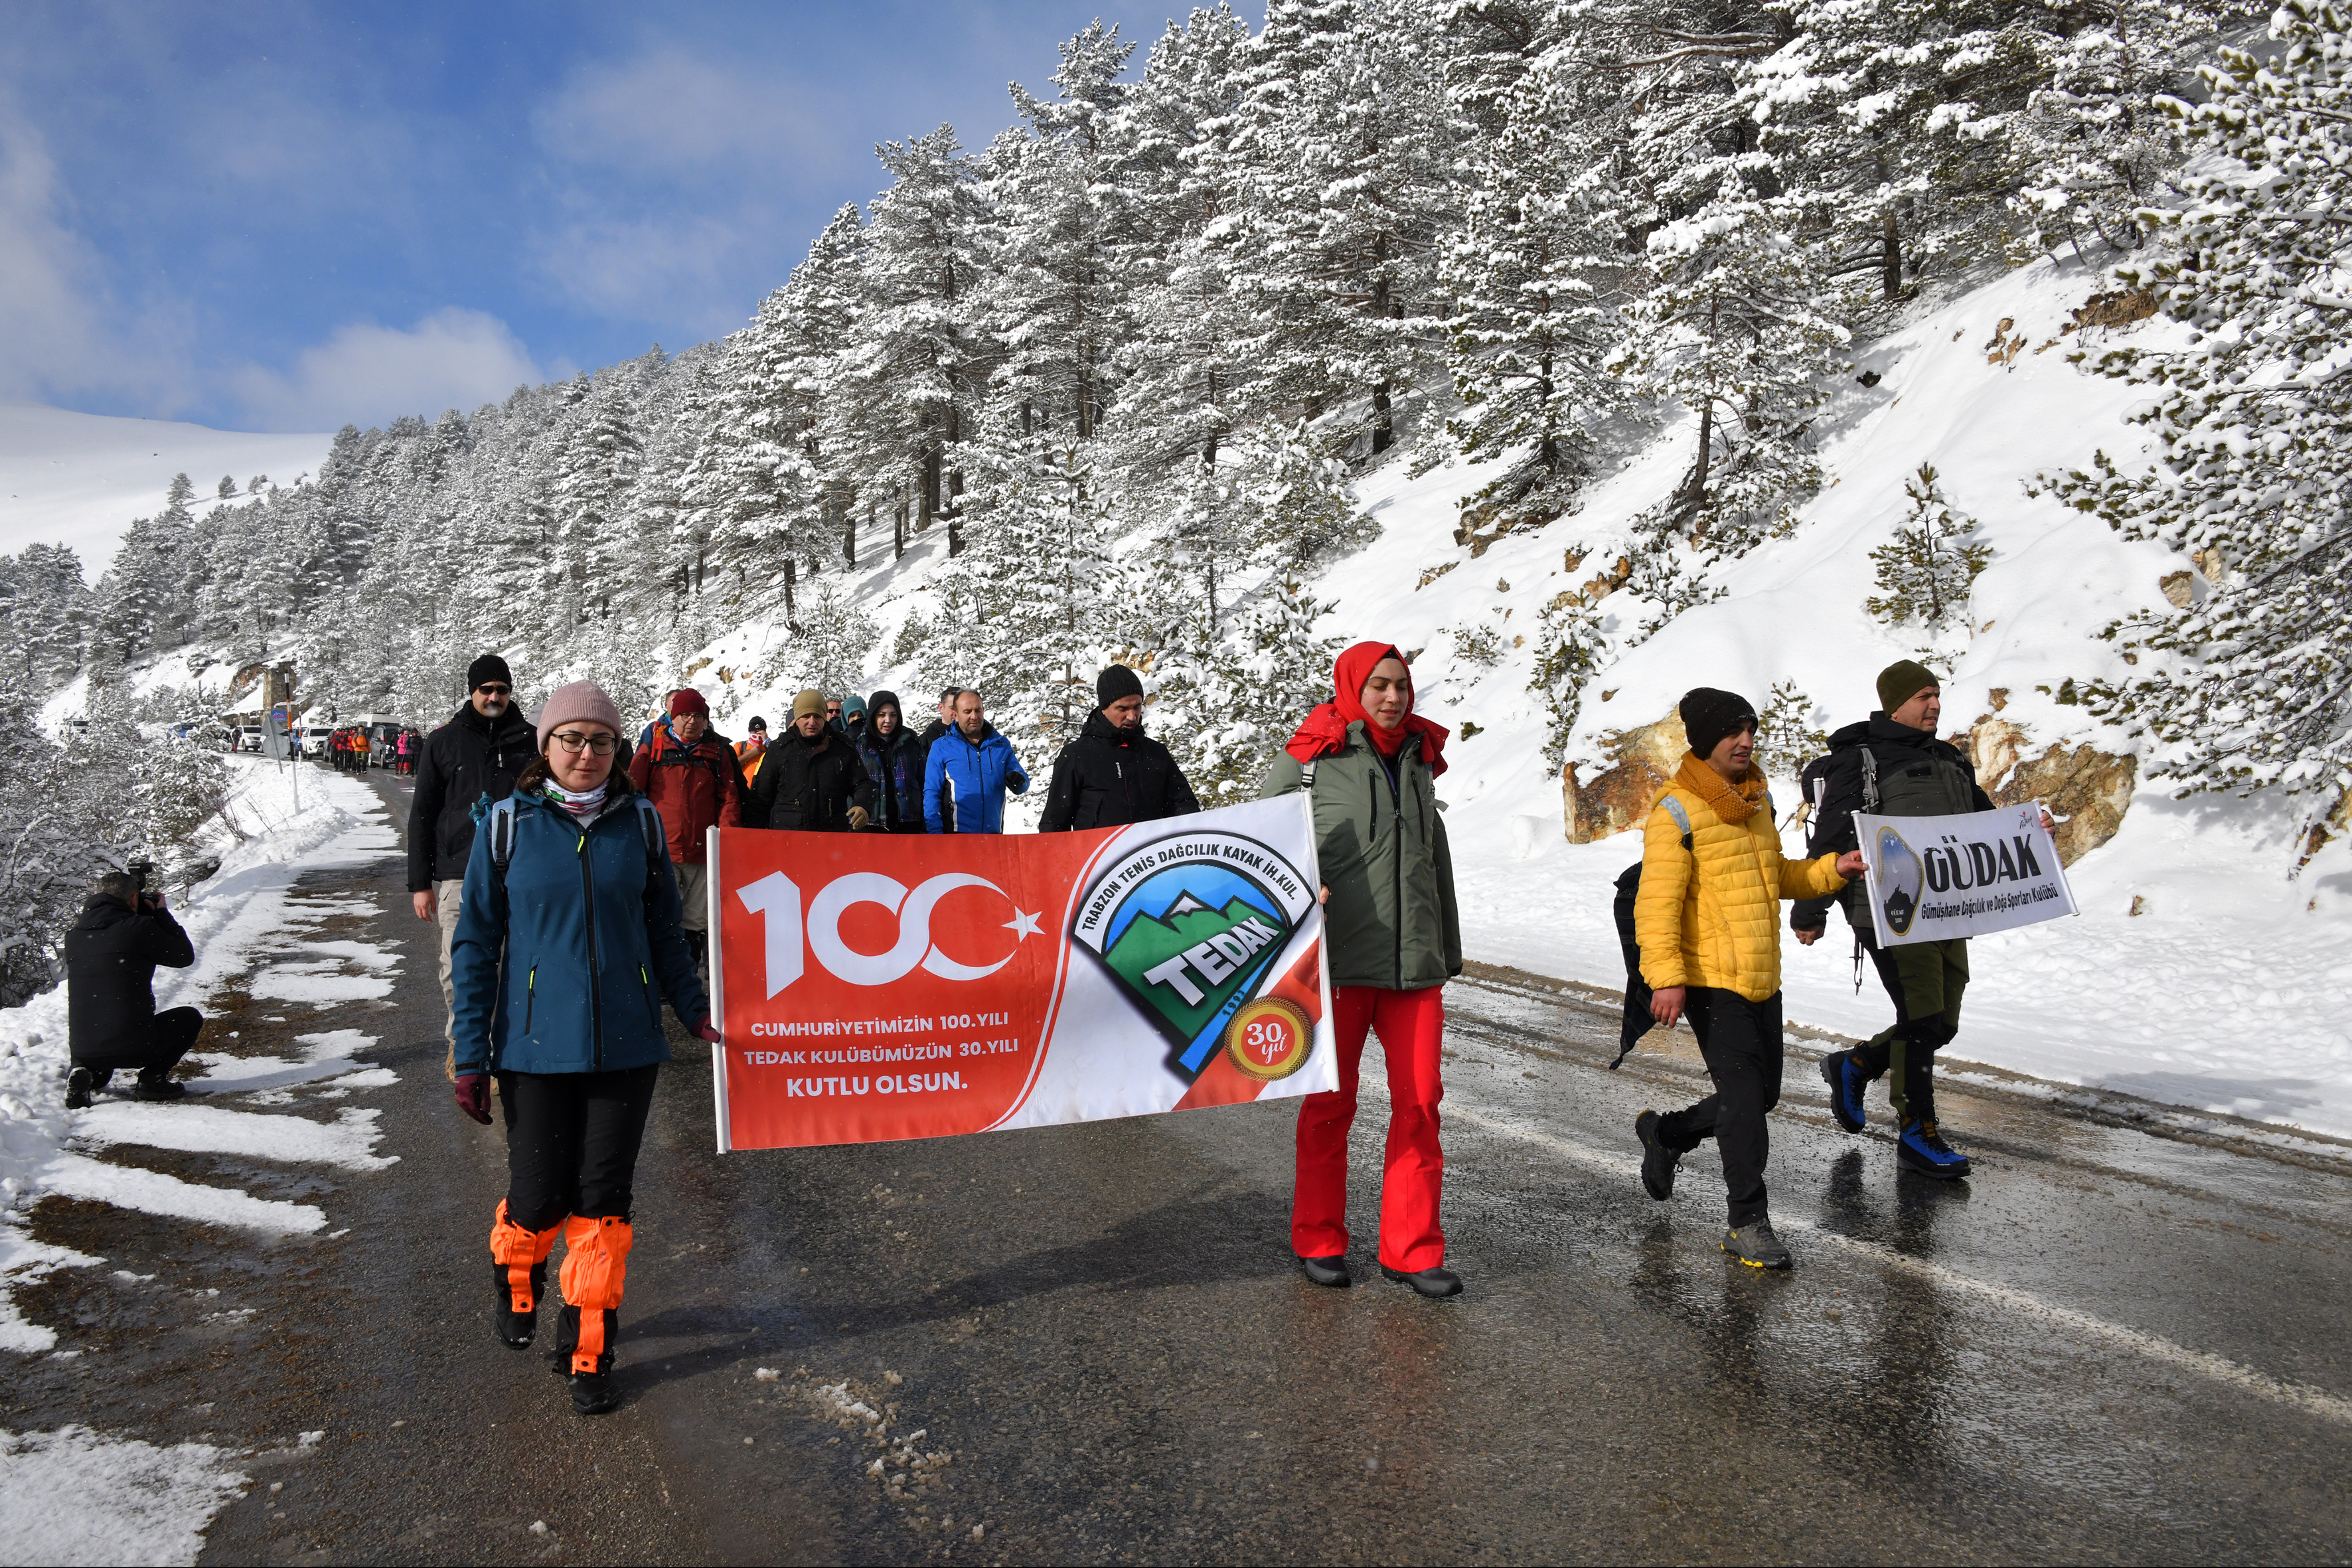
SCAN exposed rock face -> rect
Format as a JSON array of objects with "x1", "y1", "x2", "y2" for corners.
[
  {"x1": 1564, "y1": 710, "x2": 1687, "y2": 842},
  {"x1": 1964, "y1": 717, "x2": 2136, "y2": 864}
]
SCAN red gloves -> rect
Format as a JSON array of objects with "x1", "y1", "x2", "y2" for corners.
[
  {"x1": 694, "y1": 1019, "x2": 722, "y2": 1044},
  {"x1": 453, "y1": 1072, "x2": 492, "y2": 1125}
]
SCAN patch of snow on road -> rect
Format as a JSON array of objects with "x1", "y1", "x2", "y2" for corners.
[
  {"x1": 0, "y1": 1423, "x2": 248, "y2": 1567},
  {"x1": 74, "y1": 1104, "x2": 394, "y2": 1172},
  {"x1": 37, "y1": 1155, "x2": 325, "y2": 1234}
]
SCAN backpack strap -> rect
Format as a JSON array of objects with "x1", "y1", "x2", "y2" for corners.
[
  {"x1": 485, "y1": 797, "x2": 518, "y2": 886},
  {"x1": 1858, "y1": 744, "x2": 1879, "y2": 811},
  {"x1": 1657, "y1": 793, "x2": 1693, "y2": 851},
  {"x1": 634, "y1": 797, "x2": 665, "y2": 877}
]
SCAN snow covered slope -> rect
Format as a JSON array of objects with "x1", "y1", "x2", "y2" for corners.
[
  {"x1": 1308, "y1": 256, "x2": 2352, "y2": 1141},
  {"x1": 0, "y1": 404, "x2": 331, "y2": 572}
]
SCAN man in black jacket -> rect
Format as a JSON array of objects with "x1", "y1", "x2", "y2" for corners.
[
  {"x1": 1040, "y1": 665, "x2": 1200, "y2": 832},
  {"x1": 1794, "y1": 660, "x2": 2045, "y2": 1182},
  {"x1": 407, "y1": 654, "x2": 536, "y2": 1077},
  {"x1": 748, "y1": 688, "x2": 876, "y2": 831},
  {"x1": 65, "y1": 870, "x2": 200, "y2": 1107}
]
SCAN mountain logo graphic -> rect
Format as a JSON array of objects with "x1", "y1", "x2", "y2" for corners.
[
  {"x1": 1070, "y1": 830, "x2": 1319, "y2": 1083},
  {"x1": 1873, "y1": 824, "x2": 1924, "y2": 936}
]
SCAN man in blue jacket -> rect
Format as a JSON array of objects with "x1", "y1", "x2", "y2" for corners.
[{"x1": 925, "y1": 688, "x2": 1029, "y2": 833}]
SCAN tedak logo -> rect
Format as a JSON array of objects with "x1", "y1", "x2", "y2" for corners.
[{"x1": 1070, "y1": 830, "x2": 1317, "y2": 1083}]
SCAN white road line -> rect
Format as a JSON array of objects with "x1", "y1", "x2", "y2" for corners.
[{"x1": 1442, "y1": 1099, "x2": 2352, "y2": 1429}]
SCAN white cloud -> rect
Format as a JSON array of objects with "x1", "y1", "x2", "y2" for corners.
[
  {"x1": 0, "y1": 104, "x2": 191, "y2": 410},
  {"x1": 227, "y1": 308, "x2": 547, "y2": 431},
  {"x1": 533, "y1": 46, "x2": 838, "y2": 179}
]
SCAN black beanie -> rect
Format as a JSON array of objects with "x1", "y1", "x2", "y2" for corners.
[
  {"x1": 1097, "y1": 664, "x2": 1144, "y2": 709},
  {"x1": 466, "y1": 654, "x2": 512, "y2": 691},
  {"x1": 1680, "y1": 686, "x2": 1758, "y2": 761}
]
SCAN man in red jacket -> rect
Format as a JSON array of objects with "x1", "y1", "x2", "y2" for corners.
[{"x1": 626, "y1": 688, "x2": 742, "y2": 991}]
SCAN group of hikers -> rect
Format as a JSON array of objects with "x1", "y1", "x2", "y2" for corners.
[
  {"x1": 322, "y1": 722, "x2": 420, "y2": 773},
  {"x1": 330, "y1": 645, "x2": 2007, "y2": 1414}
]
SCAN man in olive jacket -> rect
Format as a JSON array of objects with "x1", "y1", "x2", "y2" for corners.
[
  {"x1": 1794, "y1": 660, "x2": 2041, "y2": 1182},
  {"x1": 1259, "y1": 642, "x2": 1462, "y2": 1300}
]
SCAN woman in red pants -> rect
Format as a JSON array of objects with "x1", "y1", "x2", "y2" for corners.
[{"x1": 1259, "y1": 642, "x2": 1462, "y2": 1297}]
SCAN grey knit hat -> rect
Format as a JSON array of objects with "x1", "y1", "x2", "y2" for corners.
[{"x1": 533, "y1": 680, "x2": 625, "y2": 751}]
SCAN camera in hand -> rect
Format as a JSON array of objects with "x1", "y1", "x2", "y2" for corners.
[{"x1": 127, "y1": 860, "x2": 152, "y2": 892}]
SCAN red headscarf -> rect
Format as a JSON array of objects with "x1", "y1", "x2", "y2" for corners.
[{"x1": 1285, "y1": 641, "x2": 1449, "y2": 777}]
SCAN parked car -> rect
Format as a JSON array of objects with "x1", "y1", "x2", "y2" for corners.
[{"x1": 235, "y1": 725, "x2": 263, "y2": 753}]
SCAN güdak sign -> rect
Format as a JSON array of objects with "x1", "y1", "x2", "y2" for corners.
[{"x1": 1855, "y1": 803, "x2": 2078, "y2": 947}]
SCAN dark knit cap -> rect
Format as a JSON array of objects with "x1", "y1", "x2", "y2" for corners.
[
  {"x1": 466, "y1": 654, "x2": 512, "y2": 691},
  {"x1": 1876, "y1": 659, "x2": 1939, "y2": 715},
  {"x1": 1680, "y1": 687, "x2": 1759, "y2": 761},
  {"x1": 746, "y1": 716, "x2": 767, "y2": 732},
  {"x1": 1097, "y1": 664, "x2": 1144, "y2": 709}
]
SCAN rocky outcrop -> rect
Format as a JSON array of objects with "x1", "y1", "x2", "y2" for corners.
[
  {"x1": 1564, "y1": 710, "x2": 1687, "y2": 842},
  {"x1": 1964, "y1": 717, "x2": 2136, "y2": 865}
]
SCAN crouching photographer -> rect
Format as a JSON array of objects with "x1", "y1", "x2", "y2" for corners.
[{"x1": 64, "y1": 864, "x2": 203, "y2": 1108}]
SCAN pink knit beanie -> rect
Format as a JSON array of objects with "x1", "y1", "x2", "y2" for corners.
[{"x1": 533, "y1": 680, "x2": 625, "y2": 751}]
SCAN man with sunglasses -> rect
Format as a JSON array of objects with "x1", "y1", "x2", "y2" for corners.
[{"x1": 409, "y1": 655, "x2": 538, "y2": 1079}]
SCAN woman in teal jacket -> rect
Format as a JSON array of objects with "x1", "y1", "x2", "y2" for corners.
[{"x1": 449, "y1": 680, "x2": 714, "y2": 1415}]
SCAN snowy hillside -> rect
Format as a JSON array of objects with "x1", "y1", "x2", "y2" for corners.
[{"x1": 0, "y1": 404, "x2": 331, "y2": 572}]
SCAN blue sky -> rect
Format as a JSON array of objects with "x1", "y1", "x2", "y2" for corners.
[{"x1": 0, "y1": 1, "x2": 1254, "y2": 433}]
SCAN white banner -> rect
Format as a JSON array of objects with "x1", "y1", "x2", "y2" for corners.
[{"x1": 1855, "y1": 803, "x2": 2077, "y2": 947}]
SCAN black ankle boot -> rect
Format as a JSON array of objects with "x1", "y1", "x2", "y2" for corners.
[
  {"x1": 493, "y1": 1261, "x2": 544, "y2": 1349},
  {"x1": 1297, "y1": 1253, "x2": 1351, "y2": 1288},
  {"x1": 1381, "y1": 1265, "x2": 1463, "y2": 1298}
]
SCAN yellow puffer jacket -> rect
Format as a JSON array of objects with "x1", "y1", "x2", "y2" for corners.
[{"x1": 1634, "y1": 760, "x2": 1847, "y2": 1003}]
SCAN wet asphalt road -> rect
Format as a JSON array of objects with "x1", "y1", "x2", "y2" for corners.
[{"x1": 9, "y1": 767, "x2": 2351, "y2": 1565}]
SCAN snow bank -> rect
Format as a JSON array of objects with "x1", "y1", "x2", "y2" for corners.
[
  {"x1": 0, "y1": 1424, "x2": 248, "y2": 1567},
  {"x1": 1320, "y1": 258, "x2": 2352, "y2": 1140}
]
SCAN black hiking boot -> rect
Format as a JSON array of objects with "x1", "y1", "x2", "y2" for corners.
[
  {"x1": 64, "y1": 1066, "x2": 94, "y2": 1110},
  {"x1": 1721, "y1": 1219, "x2": 1792, "y2": 1270},
  {"x1": 131, "y1": 1076, "x2": 187, "y2": 1102},
  {"x1": 493, "y1": 1261, "x2": 545, "y2": 1349},
  {"x1": 570, "y1": 1372, "x2": 621, "y2": 1415},
  {"x1": 1379, "y1": 1265, "x2": 1463, "y2": 1298},
  {"x1": 1896, "y1": 1118, "x2": 1972, "y2": 1180},
  {"x1": 1297, "y1": 1254, "x2": 1351, "y2": 1288},
  {"x1": 1636, "y1": 1110, "x2": 1680, "y2": 1201}
]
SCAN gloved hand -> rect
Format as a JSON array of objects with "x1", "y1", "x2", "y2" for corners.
[
  {"x1": 847, "y1": 806, "x2": 870, "y2": 830},
  {"x1": 453, "y1": 1072, "x2": 493, "y2": 1125},
  {"x1": 693, "y1": 1018, "x2": 722, "y2": 1044}
]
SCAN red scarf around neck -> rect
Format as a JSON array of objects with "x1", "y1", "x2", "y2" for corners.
[{"x1": 1284, "y1": 640, "x2": 1449, "y2": 777}]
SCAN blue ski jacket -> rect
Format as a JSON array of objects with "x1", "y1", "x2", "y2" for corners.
[
  {"x1": 923, "y1": 722, "x2": 1028, "y2": 834},
  {"x1": 449, "y1": 788, "x2": 708, "y2": 1076}
]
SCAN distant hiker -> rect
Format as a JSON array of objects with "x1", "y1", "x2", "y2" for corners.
[
  {"x1": 919, "y1": 688, "x2": 961, "y2": 747},
  {"x1": 747, "y1": 689, "x2": 874, "y2": 832},
  {"x1": 825, "y1": 695, "x2": 846, "y2": 734},
  {"x1": 858, "y1": 690, "x2": 930, "y2": 834},
  {"x1": 64, "y1": 870, "x2": 201, "y2": 1109},
  {"x1": 1039, "y1": 665, "x2": 1200, "y2": 832},
  {"x1": 448, "y1": 680, "x2": 714, "y2": 1417},
  {"x1": 1795, "y1": 661, "x2": 2049, "y2": 1181},
  {"x1": 1632, "y1": 688, "x2": 1862, "y2": 1270},
  {"x1": 408, "y1": 655, "x2": 535, "y2": 1081},
  {"x1": 735, "y1": 717, "x2": 769, "y2": 787},
  {"x1": 917, "y1": 688, "x2": 961, "y2": 830},
  {"x1": 925, "y1": 689, "x2": 1028, "y2": 834},
  {"x1": 626, "y1": 688, "x2": 744, "y2": 986},
  {"x1": 1260, "y1": 643, "x2": 1462, "y2": 1298}
]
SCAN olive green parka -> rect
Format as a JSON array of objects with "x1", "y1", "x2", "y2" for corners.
[{"x1": 1259, "y1": 723, "x2": 1462, "y2": 990}]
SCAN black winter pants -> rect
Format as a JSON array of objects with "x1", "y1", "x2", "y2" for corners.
[
  {"x1": 1655, "y1": 989, "x2": 1784, "y2": 1227},
  {"x1": 76, "y1": 1006, "x2": 203, "y2": 1083},
  {"x1": 498, "y1": 1065, "x2": 660, "y2": 1232}
]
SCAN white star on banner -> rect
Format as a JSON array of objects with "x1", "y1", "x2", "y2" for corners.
[{"x1": 1004, "y1": 908, "x2": 1044, "y2": 940}]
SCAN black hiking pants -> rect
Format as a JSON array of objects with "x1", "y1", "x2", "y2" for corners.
[
  {"x1": 1656, "y1": 988, "x2": 1784, "y2": 1227},
  {"x1": 498, "y1": 1065, "x2": 661, "y2": 1231},
  {"x1": 1853, "y1": 934, "x2": 1967, "y2": 1125},
  {"x1": 76, "y1": 1006, "x2": 204, "y2": 1087}
]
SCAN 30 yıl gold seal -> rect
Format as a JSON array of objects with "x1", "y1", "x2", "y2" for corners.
[{"x1": 1224, "y1": 997, "x2": 1312, "y2": 1081}]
